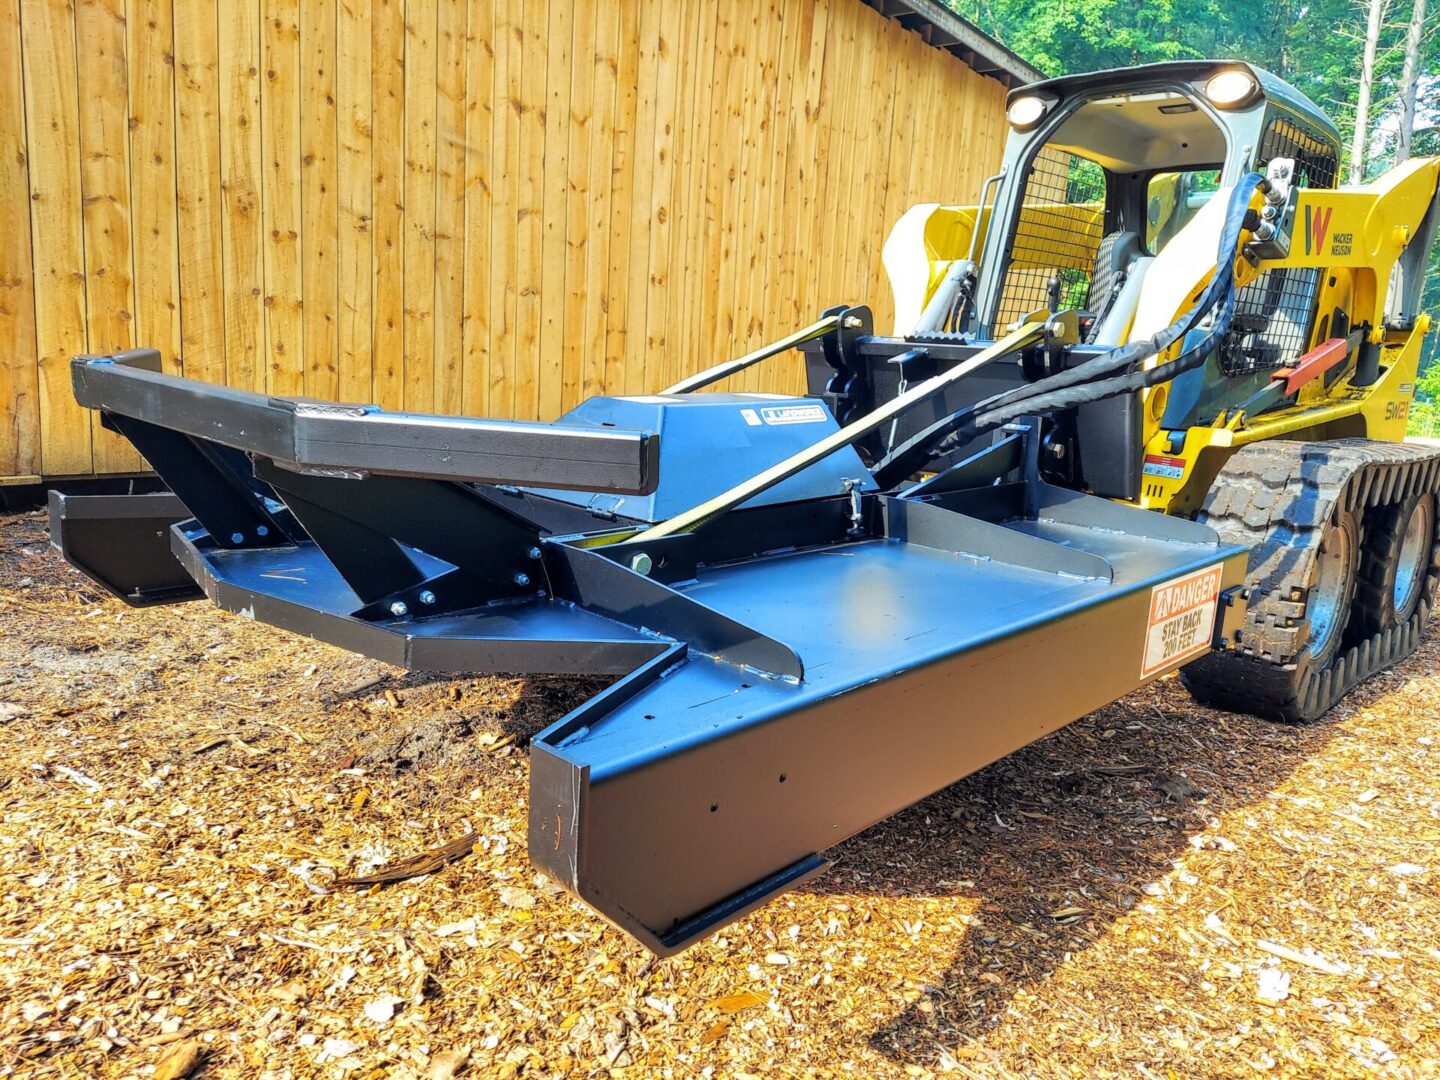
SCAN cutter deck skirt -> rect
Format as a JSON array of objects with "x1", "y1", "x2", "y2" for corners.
[{"x1": 530, "y1": 503, "x2": 1245, "y2": 952}]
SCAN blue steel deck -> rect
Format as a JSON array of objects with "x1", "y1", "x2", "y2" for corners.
[
  {"x1": 531, "y1": 510, "x2": 1248, "y2": 951},
  {"x1": 178, "y1": 535, "x2": 668, "y2": 674},
  {"x1": 557, "y1": 518, "x2": 1231, "y2": 771}
]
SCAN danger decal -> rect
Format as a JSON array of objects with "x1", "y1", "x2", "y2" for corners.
[{"x1": 1141, "y1": 564, "x2": 1224, "y2": 679}]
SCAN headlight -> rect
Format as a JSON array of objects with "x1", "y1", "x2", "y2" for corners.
[
  {"x1": 1006, "y1": 94, "x2": 1050, "y2": 131},
  {"x1": 1204, "y1": 69, "x2": 1258, "y2": 109}
]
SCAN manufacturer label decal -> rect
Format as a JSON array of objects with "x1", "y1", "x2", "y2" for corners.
[
  {"x1": 758, "y1": 403, "x2": 827, "y2": 426},
  {"x1": 1142, "y1": 564, "x2": 1224, "y2": 678},
  {"x1": 1142, "y1": 453, "x2": 1187, "y2": 480},
  {"x1": 1304, "y1": 204, "x2": 1332, "y2": 256},
  {"x1": 740, "y1": 408, "x2": 762, "y2": 427}
]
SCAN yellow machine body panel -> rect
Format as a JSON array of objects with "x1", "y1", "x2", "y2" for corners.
[
  {"x1": 1133, "y1": 157, "x2": 1440, "y2": 513},
  {"x1": 882, "y1": 203, "x2": 991, "y2": 334}
]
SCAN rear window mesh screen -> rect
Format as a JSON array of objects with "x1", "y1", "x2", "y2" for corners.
[
  {"x1": 1216, "y1": 117, "x2": 1338, "y2": 374},
  {"x1": 1220, "y1": 266, "x2": 1323, "y2": 374},
  {"x1": 988, "y1": 150, "x2": 1105, "y2": 333},
  {"x1": 1257, "y1": 116, "x2": 1339, "y2": 190}
]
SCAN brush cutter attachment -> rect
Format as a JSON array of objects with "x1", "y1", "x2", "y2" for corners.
[{"x1": 51, "y1": 333, "x2": 1247, "y2": 953}]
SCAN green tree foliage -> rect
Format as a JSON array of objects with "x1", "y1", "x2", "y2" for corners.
[
  {"x1": 946, "y1": 0, "x2": 1440, "y2": 425},
  {"x1": 949, "y1": 0, "x2": 1429, "y2": 137}
]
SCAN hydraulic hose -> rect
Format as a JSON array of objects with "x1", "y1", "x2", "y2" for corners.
[{"x1": 872, "y1": 173, "x2": 1264, "y2": 488}]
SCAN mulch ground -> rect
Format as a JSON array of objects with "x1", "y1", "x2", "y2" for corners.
[{"x1": 2, "y1": 507, "x2": 1438, "y2": 1079}]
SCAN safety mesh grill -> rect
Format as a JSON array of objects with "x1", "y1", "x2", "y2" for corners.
[
  {"x1": 1257, "y1": 116, "x2": 1339, "y2": 190},
  {"x1": 1217, "y1": 118, "x2": 1340, "y2": 374},
  {"x1": 1221, "y1": 266, "x2": 1323, "y2": 375},
  {"x1": 989, "y1": 150, "x2": 1106, "y2": 333}
]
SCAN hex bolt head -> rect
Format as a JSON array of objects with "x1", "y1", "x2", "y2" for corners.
[
  {"x1": 629, "y1": 552, "x2": 654, "y2": 576},
  {"x1": 843, "y1": 315, "x2": 863, "y2": 329},
  {"x1": 513, "y1": 572, "x2": 531, "y2": 588},
  {"x1": 256, "y1": 525, "x2": 270, "y2": 537},
  {"x1": 229, "y1": 532, "x2": 245, "y2": 544},
  {"x1": 418, "y1": 590, "x2": 437, "y2": 605},
  {"x1": 389, "y1": 601, "x2": 409, "y2": 618},
  {"x1": 528, "y1": 547, "x2": 543, "y2": 560}
]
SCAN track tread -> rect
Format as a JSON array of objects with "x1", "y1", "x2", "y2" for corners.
[{"x1": 1183, "y1": 438, "x2": 1440, "y2": 722}]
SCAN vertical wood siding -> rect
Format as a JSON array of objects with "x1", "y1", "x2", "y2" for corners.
[{"x1": 1, "y1": 0, "x2": 1008, "y2": 480}]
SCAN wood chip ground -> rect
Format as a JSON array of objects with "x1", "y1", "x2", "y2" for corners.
[{"x1": 2, "y1": 509, "x2": 1438, "y2": 1078}]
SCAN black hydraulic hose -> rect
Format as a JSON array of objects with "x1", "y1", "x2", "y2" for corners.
[
  {"x1": 947, "y1": 267, "x2": 1245, "y2": 431},
  {"x1": 872, "y1": 173, "x2": 1263, "y2": 489},
  {"x1": 933, "y1": 175, "x2": 1259, "y2": 447}
]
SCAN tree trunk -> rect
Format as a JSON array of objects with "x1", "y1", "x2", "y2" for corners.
[
  {"x1": 1350, "y1": 0, "x2": 1387, "y2": 181},
  {"x1": 1397, "y1": 0, "x2": 1429, "y2": 162}
]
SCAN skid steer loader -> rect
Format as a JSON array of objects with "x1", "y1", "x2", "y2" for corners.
[{"x1": 50, "y1": 60, "x2": 1440, "y2": 956}]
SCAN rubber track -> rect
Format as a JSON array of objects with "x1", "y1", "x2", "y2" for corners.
[{"x1": 1183, "y1": 438, "x2": 1440, "y2": 722}]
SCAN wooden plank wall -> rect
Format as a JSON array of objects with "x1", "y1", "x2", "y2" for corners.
[{"x1": 1, "y1": 0, "x2": 1009, "y2": 480}]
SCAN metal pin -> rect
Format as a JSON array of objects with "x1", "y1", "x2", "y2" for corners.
[{"x1": 842, "y1": 478, "x2": 864, "y2": 536}]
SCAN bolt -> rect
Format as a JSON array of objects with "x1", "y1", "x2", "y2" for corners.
[
  {"x1": 418, "y1": 590, "x2": 437, "y2": 605},
  {"x1": 513, "y1": 572, "x2": 531, "y2": 588},
  {"x1": 256, "y1": 525, "x2": 270, "y2": 537},
  {"x1": 629, "y1": 552, "x2": 654, "y2": 576},
  {"x1": 843, "y1": 315, "x2": 863, "y2": 329},
  {"x1": 389, "y1": 601, "x2": 409, "y2": 618},
  {"x1": 527, "y1": 546, "x2": 542, "y2": 560},
  {"x1": 229, "y1": 532, "x2": 245, "y2": 544},
  {"x1": 1049, "y1": 320, "x2": 1065, "y2": 338}
]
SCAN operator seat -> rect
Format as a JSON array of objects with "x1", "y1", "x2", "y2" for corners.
[{"x1": 1084, "y1": 230, "x2": 1151, "y2": 345}]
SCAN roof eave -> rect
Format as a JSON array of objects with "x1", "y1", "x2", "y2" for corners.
[{"x1": 855, "y1": 0, "x2": 1045, "y2": 90}]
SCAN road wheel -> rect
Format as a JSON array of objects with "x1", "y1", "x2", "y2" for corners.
[
  {"x1": 1351, "y1": 492, "x2": 1440, "y2": 637},
  {"x1": 1304, "y1": 507, "x2": 1361, "y2": 661}
]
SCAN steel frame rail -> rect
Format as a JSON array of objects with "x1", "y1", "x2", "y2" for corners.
[{"x1": 72, "y1": 350, "x2": 660, "y2": 494}]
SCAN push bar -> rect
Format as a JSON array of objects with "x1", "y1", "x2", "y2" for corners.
[
  {"x1": 631, "y1": 321, "x2": 1047, "y2": 540},
  {"x1": 72, "y1": 350, "x2": 660, "y2": 494},
  {"x1": 660, "y1": 315, "x2": 842, "y2": 394}
]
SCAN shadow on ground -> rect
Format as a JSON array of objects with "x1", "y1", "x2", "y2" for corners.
[{"x1": 789, "y1": 659, "x2": 1420, "y2": 1066}]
